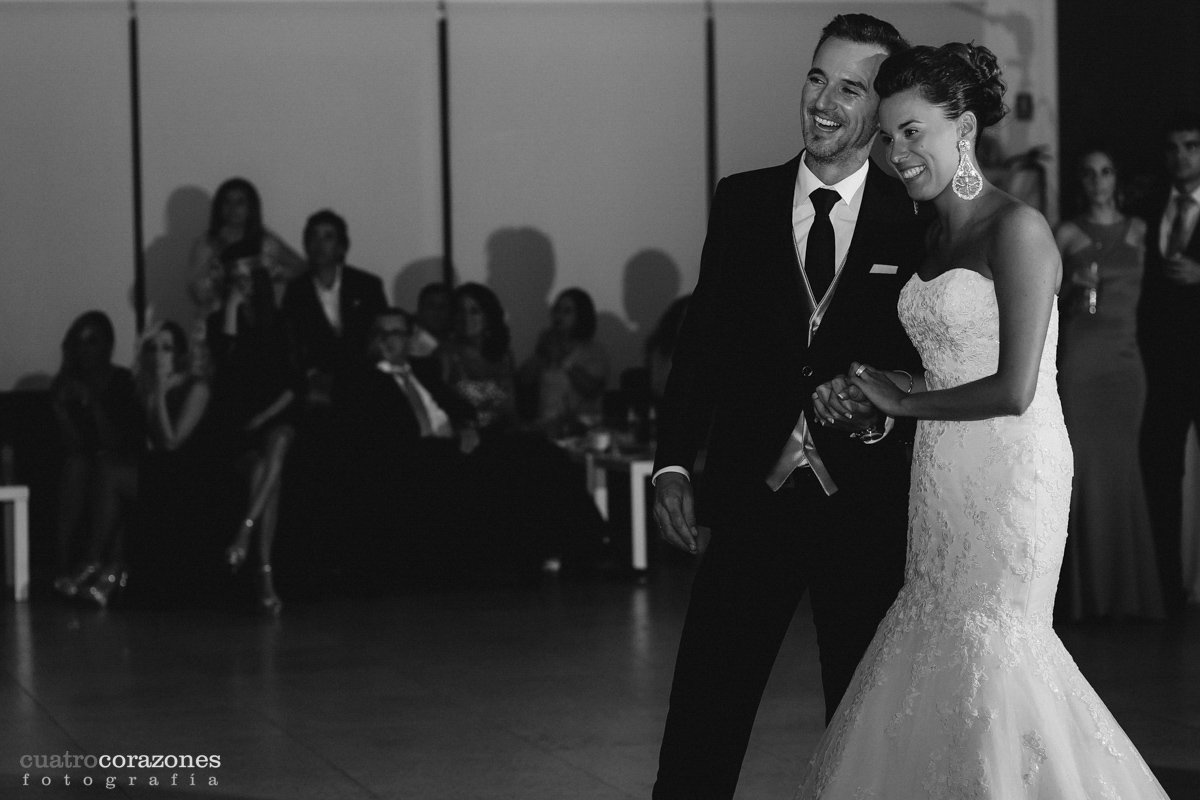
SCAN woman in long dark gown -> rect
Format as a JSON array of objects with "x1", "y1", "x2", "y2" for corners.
[{"x1": 1054, "y1": 146, "x2": 1164, "y2": 620}]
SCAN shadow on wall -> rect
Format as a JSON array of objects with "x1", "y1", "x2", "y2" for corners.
[
  {"x1": 143, "y1": 185, "x2": 211, "y2": 331},
  {"x1": 484, "y1": 227, "x2": 556, "y2": 364},
  {"x1": 597, "y1": 248, "x2": 682, "y2": 375},
  {"x1": 13, "y1": 373, "x2": 53, "y2": 392},
  {"x1": 391, "y1": 256, "x2": 453, "y2": 312}
]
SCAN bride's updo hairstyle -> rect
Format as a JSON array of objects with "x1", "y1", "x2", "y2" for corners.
[{"x1": 874, "y1": 42, "x2": 1008, "y2": 141}]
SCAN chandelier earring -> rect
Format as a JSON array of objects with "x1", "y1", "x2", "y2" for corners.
[{"x1": 952, "y1": 138, "x2": 983, "y2": 200}]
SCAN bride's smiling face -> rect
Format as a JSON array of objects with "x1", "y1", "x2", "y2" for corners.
[{"x1": 879, "y1": 88, "x2": 964, "y2": 202}]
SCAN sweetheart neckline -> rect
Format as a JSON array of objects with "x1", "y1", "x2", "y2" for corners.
[{"x1": 912, "y1": 267, "x2": 993, "y2": 285}]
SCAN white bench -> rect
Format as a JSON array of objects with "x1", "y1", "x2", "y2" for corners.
[{"x1": 1, "y1": 485, "x2": 29, "y2": 602}]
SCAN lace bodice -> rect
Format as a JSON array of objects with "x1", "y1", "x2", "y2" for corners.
[{"x1": 898, "y1": 268, "x2": 1059, "y2": 404}]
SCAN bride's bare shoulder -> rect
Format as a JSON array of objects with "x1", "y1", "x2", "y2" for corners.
[{"x1": 986, "y1": 194, "x2": 1053, "y2": 244}]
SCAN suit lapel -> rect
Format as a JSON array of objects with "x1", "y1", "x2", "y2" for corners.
[
  {"x1": 765, "y1": 155, "x2": 812, "y2": 342},
  {"x1": 339, "y1": 268, "x2": 356, "y2": 325}
]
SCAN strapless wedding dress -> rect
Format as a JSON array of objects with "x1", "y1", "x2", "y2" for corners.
[{"x1": 795, "y1": 269, "x2": 1169, "y2": 799}]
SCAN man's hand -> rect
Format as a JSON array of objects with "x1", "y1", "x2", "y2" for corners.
[
  {"x1": 653, "y1": 472, "x2": 701, "y2": 554},
  {"x1": 1165, "y1": 254, "x2": 1200, "y2": 286},
  {"x1": 812, "y1": 374, "x2": 882, "y2": 433}
]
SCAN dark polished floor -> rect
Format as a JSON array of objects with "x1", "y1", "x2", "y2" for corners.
[{"x1": 3, "y1": 561, "x2": 1198, "y2": 800}]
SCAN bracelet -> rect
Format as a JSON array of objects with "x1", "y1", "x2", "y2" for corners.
[{"x1": 895, "y1": 370, "x2": 914, "y2": 394}]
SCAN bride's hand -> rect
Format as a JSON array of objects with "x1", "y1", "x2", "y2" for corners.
[
  {"x1": 848, "y1": 362, "x2": 907, "y2": 418},
  {"x1": 813, "y1": 374, "x2": 878, "y2": 431}
]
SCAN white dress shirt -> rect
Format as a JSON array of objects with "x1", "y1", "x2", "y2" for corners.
[
  {"x1": 315, "y1": 265, "x2": 344, "y2": 335},
  {"x1": 378, "y1": 361, "x2": 453, "y2": 439},
  {"x1": 1159, "y1": 184, "x2": 1200, "y2": 257}
]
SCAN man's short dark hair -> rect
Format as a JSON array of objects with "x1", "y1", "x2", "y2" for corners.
[
  {"x1": 815, "y1": 13, "x2": 909, "y2": 58},
  {"x1": 375, "y1": 306, "x2": 414, "y2": 333},
  {"x1": 1164, "y1": 111, "x2": 1200, "y2": 138},
  {"x1": 418, "y1": 282, "x2": 452, "y2": 305},
  {"x1": 303, "y1": 208, "x2": 350, "y2": 250}
]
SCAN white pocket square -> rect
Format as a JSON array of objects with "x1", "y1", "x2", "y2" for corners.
[{"x1": 870, "y1": 264, "x2": 899, "y2": 275}]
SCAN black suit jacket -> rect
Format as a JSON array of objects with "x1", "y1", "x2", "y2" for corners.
[
  {"x1": 339, "y1": 359, "x2": 477, "y2": 459},
  {"x1": 655, "y1": 155, "x2": 927, "y2": 524},
  {"x1": 282, "y1": 265, "x2": 388, "y2": 379},
  {"x1": 1138, "y1": 190, "x2": 1200, "y2": 387}
]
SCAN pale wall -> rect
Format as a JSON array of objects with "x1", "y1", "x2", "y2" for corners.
[{"x1": 0, "y1": 0, "x2": 1058, "y2": 390}]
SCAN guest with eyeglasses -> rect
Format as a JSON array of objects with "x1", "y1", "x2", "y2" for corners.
[{"x1": 337, "y1": 307, "x2": 478, "y2": 586}]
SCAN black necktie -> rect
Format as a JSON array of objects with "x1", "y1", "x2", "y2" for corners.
[
  {"x1": 806, "y1": 188, "x2": 839, "y2": 299},
  {"x1": 1168, "y1": 194, "x2": 1196, "y2": 257}
]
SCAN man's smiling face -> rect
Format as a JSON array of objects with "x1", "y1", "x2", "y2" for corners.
[{"x1": 801, "y1": 37, "x2": 889, "y2": 172}]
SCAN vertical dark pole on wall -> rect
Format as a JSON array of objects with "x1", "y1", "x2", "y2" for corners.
[
  {"x1": 438, "y1": 2, "x2": 454, "y2": 286},
  {"x1": 705, "y1": 1, "x2": 717, "y2": 209},
  {"x1": 129, "y1": 0, "x2": 147, "y2": 331}
]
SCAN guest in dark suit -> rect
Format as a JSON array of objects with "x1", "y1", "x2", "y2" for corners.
[
  {"x1": 282, "y1": 209, "x2": 388, "y2": 406},
  {"x1": 650, "y1": 14, "x2": 927, "y2": 798},
  {"x1": 1139, "y1": 111, "x2": 1200, "y2": 617},
  {"x1": 346, "y1": 307, "x2": 478, "y2": 458},
  {"x1": 338, "y1": 307, "x2": 479, "y2": 583}
]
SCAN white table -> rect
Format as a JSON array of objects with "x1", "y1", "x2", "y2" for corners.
[
  {"x1": 1, "y1": 485, "x2": 30, "y2": 602},
  {"x1": 583, "y1": 451, "x2": 654, "y2": 572}
]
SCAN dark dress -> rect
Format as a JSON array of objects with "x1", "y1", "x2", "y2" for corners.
[
  {"x1": 1058, "y1": 217, "x2": 1163, "y2": 619},
  {"x1": 127, "y1": 377, "x2": 229, "y2": 603},
  {"x1": 205, "y1": 310, "x2": 299, "y2": 459}
]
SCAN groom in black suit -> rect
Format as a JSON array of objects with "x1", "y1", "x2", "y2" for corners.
[{"x1": 652, "y1": 14, "x2": 927, "y2": 798}]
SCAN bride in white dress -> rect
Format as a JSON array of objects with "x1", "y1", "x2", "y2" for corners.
[{"x1": 800, "y1": 43, "x2": 1169, "y2": 799}]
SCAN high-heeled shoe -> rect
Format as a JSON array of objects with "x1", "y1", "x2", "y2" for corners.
[
  {"x1": 257, "y1": 564, "x2": 283, "y2": 617},
  {"x1": 85, "y1": 565, "x2": 127, "y2": 609},
  {"x1": 53, "y1": 562, "x2": 101, "y2": 598},
  {"x1": 225, "y1": 518, "x2": 255, "y2": 573}
]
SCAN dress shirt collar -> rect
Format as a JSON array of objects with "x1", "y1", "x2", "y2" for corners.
[
  {"x1": 377, "y1": 359, "x2": 411, "y2": 376},
  {"x1": 795, "y1": 153, "x2": 870, "y2": 215},
  {"x1": 313, "y1": 264, "x2": 343, "y2": 294}
]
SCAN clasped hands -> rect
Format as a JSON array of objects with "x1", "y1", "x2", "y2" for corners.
[{"x1": 812, "y1": 362, "x2": 906, "y2": 431}]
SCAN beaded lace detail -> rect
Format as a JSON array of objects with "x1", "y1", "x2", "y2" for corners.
[{"x1": 795, "y1": 269, "x2": 1168, "y2": 799}]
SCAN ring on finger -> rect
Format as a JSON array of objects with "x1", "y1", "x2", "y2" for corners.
[{"x1": 854, "y1": 365, "x2": 868, "y2": 378}]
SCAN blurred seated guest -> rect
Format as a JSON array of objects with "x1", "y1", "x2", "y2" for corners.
[
  {"x1": 408, "y1": 281, "x2": 455, "y2": 360},
  {"x1": 444, "y1": 285, "x2": 609, "y2": 574},
  {"x1": 128, "y1": 321, "x2": 224, "y2": 601},
  {"x1": 188, "y1": 177, "x2": 303, "y2": 314},
  {"x1": 644, "y1": 295, "x2": 690, "y2": 403},
  {"x1": 439, "y1": 283, "x2": 518, "y2": 435},
  {"x1": 337, "y1": 308, "x2": 479, "y2": 584},
  {"x1": 347, "y1": 307, "x2": 479, "y2": 454},
  {"x1": 518, "y1": 287, "x2": 609, "y2": 436},
  {"x1": 207, "y1": 261, "x2": 300, "y2": 615},
  {"x1": 138, "y1": 321, "x2": 210, "y2": 453},
  {"x1": 1055, "y1": 146, "x2": 1163, "y2": 620},
  {"x1": 282, "y1": 209, "x2": 387, "y2": 407},
  {"x1": 51, "y1": 311, "x2": 143, "y2": 607}
]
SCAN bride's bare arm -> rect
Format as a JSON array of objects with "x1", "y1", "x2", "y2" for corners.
[{"x1": 852, "y1": 203, "x2": 1060, "y2": 421}]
